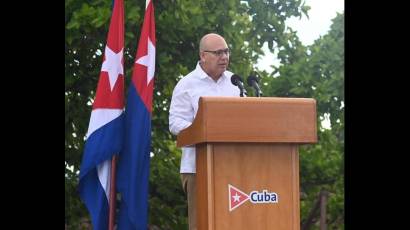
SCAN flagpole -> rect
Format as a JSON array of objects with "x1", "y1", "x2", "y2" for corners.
[{"x1": 109, "y1": 155, "x2": 118, "y2": 230}]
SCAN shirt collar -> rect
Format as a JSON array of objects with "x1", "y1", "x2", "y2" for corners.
[{"x1": 194, "y1": 61, "x2": 228, "y2": 81}]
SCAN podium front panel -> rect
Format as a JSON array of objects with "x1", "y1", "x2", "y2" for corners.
[{"x1": 196, "y1": 143, "x2": 300, "y2": 230}]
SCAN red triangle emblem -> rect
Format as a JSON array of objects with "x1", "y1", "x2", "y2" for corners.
[{"x1": 229, "y1": 184, "x2": 250, "y2": 211}]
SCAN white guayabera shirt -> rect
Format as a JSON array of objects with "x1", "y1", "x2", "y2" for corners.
[{"x1": 169, "y1": 62, "x2": 240, "y2": 173}]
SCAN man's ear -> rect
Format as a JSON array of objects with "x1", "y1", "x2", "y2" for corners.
[{"x1": 199, "y1": 51, "x2": 205, "y2": 63}]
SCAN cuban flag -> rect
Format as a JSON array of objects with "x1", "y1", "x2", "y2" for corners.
[
  {"x1": 116, "y1": 0, "x2": 155, "y2": 229},
  {"x1": 78, "y1": 0, "x2": 124, "y2": 229}
]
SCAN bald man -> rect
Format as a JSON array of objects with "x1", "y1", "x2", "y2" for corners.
[{"x1": 169, "y1": 33, "x2": 240, "y2": 230}]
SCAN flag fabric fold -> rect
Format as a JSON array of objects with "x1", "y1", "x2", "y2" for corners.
[
  {"x1": 116, "y1": 0, "x2": 156, "y2": 229},
  {"x1": 78, "y1": 0, "x2": 125, "y2": 229}
]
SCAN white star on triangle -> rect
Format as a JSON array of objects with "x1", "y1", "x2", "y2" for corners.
[
  {"x1": 101, "y1": 46, "x2": 124, "y2": 91},
  {"x1": 135, "y1": 38, "x2": 155, "y2": 85},
  {"x1": 233, "y1": 193, "x2": 241, "y2": 202}
]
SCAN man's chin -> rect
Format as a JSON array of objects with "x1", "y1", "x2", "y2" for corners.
[{"x1": 218, "y1": 65, "x2": 227, "y2": 71}]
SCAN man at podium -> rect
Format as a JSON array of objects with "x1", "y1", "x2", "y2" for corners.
[{"x1": 169, "y1": 33, "x2": 240, "y2": 230}]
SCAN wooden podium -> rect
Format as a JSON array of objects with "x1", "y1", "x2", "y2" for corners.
[{"x1": 177, "y1": 97, "x2": 317, "y2": 230}]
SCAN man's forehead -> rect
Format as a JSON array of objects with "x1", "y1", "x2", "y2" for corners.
[{"x1": 205, "y1": 38, "x2": 227, "y2": 49}]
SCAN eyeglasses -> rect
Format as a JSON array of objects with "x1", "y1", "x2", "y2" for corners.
[{"x1": 203, "y1": 48, "x2": 230, "y2": 57}]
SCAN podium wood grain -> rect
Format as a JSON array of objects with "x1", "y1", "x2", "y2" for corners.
[
  {"x1": 177, "y1": 97, "x2": 316, "y2": 230},
  {"x1": 197, "y1": 143, "x2": 300, "y2": 230}
]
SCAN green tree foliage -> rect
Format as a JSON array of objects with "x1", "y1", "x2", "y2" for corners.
[
  {"x1": 66, "y1": 0, "x2": 343, "y2": 229},
  {"x1": 260, "y1": 13, "x2": 344, "y2": 229}
]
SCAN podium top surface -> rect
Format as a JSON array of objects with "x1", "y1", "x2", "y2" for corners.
[{"x1": 177, "y1": 97, "x2": 317, "y2": 147}]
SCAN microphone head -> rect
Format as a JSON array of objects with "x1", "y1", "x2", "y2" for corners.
[
  {"x1": 231, "y1": 74, "x2": 243, "y2": 86},
  {"x1": 247, "y1": 75, "x2": 259, "y2": 86}
]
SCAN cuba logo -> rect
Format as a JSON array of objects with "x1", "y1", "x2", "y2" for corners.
[{"x1": 228, "y1": 184, "x2": 279, "y2": 211}]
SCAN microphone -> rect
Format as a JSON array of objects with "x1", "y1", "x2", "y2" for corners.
[
  {"x1": 231, "y1": 74, "x2": 247, "y2": 97},
  {"x1": 247, "y1": 74, "x2": 263, "y2": 97}
]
